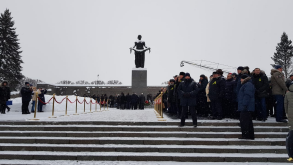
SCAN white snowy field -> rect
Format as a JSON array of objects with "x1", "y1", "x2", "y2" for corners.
[{"x1": 0, "y1": 95, "x2": 280, "y2": 123}]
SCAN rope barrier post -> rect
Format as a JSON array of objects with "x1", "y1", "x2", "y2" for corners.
[
  {"x1": 49, "y1": 94, "x2": 57, "y2": 118},
  {"x1": 73, "y1": 96, "x2": 79, "y2": 115},
  {"x1": 89, "y1": 98, "x2": 93, "y2": 113},
  {"x1": 94, "y1": 99, "x2": 98, "y2": 112},
  {"x1": 82, "y1": 97, "x2": 87, "y2": 114},
  {"x1": 63, "y1": 95, "x2": 69, "y2": 116},
  {"x1": 29, "y1": 92, "x2": 39, "y2": 121}
]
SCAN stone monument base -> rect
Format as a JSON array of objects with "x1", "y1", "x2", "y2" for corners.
[{"x1": 132, "y1": 68, "x2": 147, "y2": 95}]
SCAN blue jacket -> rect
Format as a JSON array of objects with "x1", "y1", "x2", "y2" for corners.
[
  {"x1": 178, "y1": 79, "x2": 198, "y2": 106},
  {"x1": 238, "y1": 78, "x2": 255, "y2": 112}
]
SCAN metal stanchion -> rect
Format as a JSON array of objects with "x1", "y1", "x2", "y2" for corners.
[
  {"x1": 49, "y1": 94, "x2": 57, "y2": 118},
  {"x1": 89, "y1": 98, "x2": 93, "y2": 113},
  {"x1": 73, "y1": 96, "x2": 79, "y2": 115},
  {"x1": 94, "y1": 99, "x2": 98, "y2": 112},
  {"x1": 62, "y1": 95, "x2": 70, "y2": 116},
  {"x1": 82, "y1": 97, "x2": 87, "y2": 114},
  {"x1": 29, "y1": 92, "x2": 39, "y2": 120},
  {"x1": 158, "y1": 93, "x2": 166, "y2": 121}
]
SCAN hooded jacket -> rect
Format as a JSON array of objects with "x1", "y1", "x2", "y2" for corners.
[
  {"x1": 237, "y1": 77, "x2": 255, "y2": 112},
  {"x1": 270, "y1": 69, "x2": 287, "y2": 95}
]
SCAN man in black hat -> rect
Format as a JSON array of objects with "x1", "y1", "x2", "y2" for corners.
[
  {"x1": 175, "y1": 72, "x2": 185, "y2": 118},
  {"x1": 21, "y1": 82, "x2": 33, "y2": 114},
  {"x1": 178, "y1": 73, "x2": 198, "y2": 127},
  {"x1": 208, "y1": 71, "x2": 225, "y2": 120}
]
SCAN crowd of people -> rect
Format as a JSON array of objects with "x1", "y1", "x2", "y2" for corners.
[
  {"x1": 86, "y1": 93, "x2": 149, "y2": 110},
  {"x1": 159, "y1": 65, "x2": 293, "y2": 140}
]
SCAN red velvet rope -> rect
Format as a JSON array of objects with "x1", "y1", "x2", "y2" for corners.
[
  {"x1": 54, "y1": 97, "x2": 66, "y2": 104},
  {"x1": 38, "y1": 97, "x2": 53, "y2": 105},
  {"x1": 77, "y1": 99, "x2": 84, "y2": 104},
  {"x1": 68, "y1": 99, "x2": 76, "y2": 103}
]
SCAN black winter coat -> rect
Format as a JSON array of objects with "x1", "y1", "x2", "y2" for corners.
[
  {"x1": 139, "y1": 94, "x2": 145, "y2": 104},
  {"x1": 0, "y1": 86, "x2": 10, "y2": 104},
  {"x1": 168, "y1": 85, "x2": 175, "y2": 103},
  {"x1": 21, "y1": 87, "x2": 33, "y2": 102},
  {"x1": 131, "y1": 94, "x2": 139, "y2": 104},
  {"x1": 208, "y1": 77, "x2": 225, "y2": 101},
  {"x1": 224, "y1": 79, "x2": 236, "y2": 101},
  {"x1": 251, "y1": 73, "x2": 269, "y2": 98},
  {"x1": 178, "y1": 79, "x2": 198, "y2": 106},
  {"x1": 198, "y1": 78, "x2": 208, "y2": 97},
  {"x1": 38, "y1": 89, "x2": 47, "y2": 104}
]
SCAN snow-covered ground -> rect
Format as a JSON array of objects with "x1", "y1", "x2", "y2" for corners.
[
  {"x1": 0, "y1": 95, "x2": 164, "y2": 121},
  {"x1": 0, "y1": 95, "x2": 279, "y2": 123}
]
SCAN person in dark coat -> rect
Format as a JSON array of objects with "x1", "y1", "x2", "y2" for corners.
[
  {"x1": 251, "y1": 68, "x2": 269, "y2": 121},
  {"x1": 37, "y1": 88, "x2": 47, "y2": 112},
  {"x1": 175, "y1": 72, "x2": 185, "y2": 118},
  {"x1": 238, "y1": 75, "x2": 255, "y2": 140},
  {"x1": 120, "y1": 93, "x2": 126, "y2": 110},
  {"x1": 197, "y1": 74, "x2": 208, "y2": 117},
  {"x1": 223, "y1": 73, "x2": 237, "y2": 118},
  {"x1": 21, "y1": 82, "x2": 33, "y2": 114},
  {"x1": 178, "y1": 73, "x2": 198, "y2": 127},
  {"x1": 131, "y1": 93, "x2": 139, "y2": 110},
  {"x1": 235, "y1": 66, "x2": 244, "y2": 99},
  {"x1": 0, "y1": 81, "x2": 11, "y2": 114},
  {"x1": 139, "y1": 93, "x2": 146, "y2": 110},
  {"x1": 167, "y1": 79, "x2": 176, "y2": 115},
  {"x1": 208, "y1": 71, "x2": 225, "y2": 120},
  {"x1": 126, "y1": 93, "x2": 131, "y2": 109},
  {"x1": 116, "y1": 94, "x2": 121, "y2": 109}
]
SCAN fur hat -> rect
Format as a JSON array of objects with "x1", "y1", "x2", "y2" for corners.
[
  {"x1": 179, "y1": 72, "x2": 185, "y2": 76},
  {"x1": 237, "y1": 66, "x2": 244, "y2": 71},
  {"x1": 185, "y1": 73, "x2": 191, "y2": 77}
]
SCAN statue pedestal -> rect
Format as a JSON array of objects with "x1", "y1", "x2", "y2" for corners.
[{"x1": 132, "y1": 68, "x2": 147, "y2": 95}]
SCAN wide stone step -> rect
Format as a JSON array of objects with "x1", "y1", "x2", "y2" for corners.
[
  {"x1": 0, "y1": 151, "x2": 288, "y2": 162},
  {"x1": 0, "y1": 131, "x2": 287, "y2": 138},
  {"x1": 0, "y1": 121, "x2": 287, "y2": 127},
  {"x1": 0, "y1": 137, "x2": 285, "y2": 146},
  {"x1": 0, "y1": 125, "x2": 288, "y2": 132},
  {"x1": 0, "y1": 143, "x2": 286, "y2": 154}
]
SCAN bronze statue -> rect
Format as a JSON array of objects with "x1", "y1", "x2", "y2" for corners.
[{"x1": 130, "y1": 35, "x2": 151, "y2": 68}]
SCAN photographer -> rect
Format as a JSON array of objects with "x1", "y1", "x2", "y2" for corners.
[{"x1": 21, "y1": 82, "x2": 33, "y2": 114}]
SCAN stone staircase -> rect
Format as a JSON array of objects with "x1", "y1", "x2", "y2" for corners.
[{"x1": 0, "y1": 120, "x2": 289, "y2": 163}]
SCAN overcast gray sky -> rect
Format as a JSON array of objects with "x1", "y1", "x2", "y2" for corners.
[{"x1": 1, "y1": 0, "x2": 293, "y2": 85}]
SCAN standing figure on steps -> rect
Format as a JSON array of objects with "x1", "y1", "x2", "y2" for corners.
[{"x1": 130, "y1": 35, "x2": 151, "y2": 68}]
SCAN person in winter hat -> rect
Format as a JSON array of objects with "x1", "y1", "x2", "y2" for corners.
[
  {"x1": 271, "y1": 65, "x2": 288, "y2": 123},
  {"x1": 178, "y1": 73, "x2": 198, "y2": 127},
  {"x1": 21, "y1": 82, "x2": 33, "y2": 114},
  {"x1": 238, "y1": 74, "x2": 255, "y2": 140}
]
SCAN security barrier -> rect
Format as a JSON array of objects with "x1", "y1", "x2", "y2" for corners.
[
  {"x1": 30, "y1": 94, "x2": 105, "y2": 119},
  {"x1": 154, "y1": 92, "x2": 166, "y2": 121}
]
